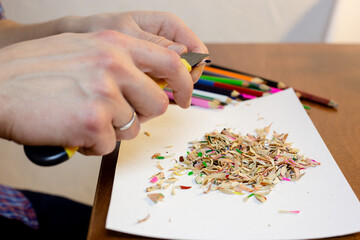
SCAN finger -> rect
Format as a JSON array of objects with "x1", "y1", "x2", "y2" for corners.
[
  {"x1": 114, "y1": 63, "x2": 170, "y2": 123},
  {"x1": 188, "y1": 66, "x2": 203, "y2": 84},
  {"x1": 78, "y1": 121, "x2": 116, "y2": 156},
  {"x1": 97, "y1": 78, "x2": 141, "y2": 141},
  {"x1": 132, "y1": 29, "x2": 188, "y2": 55},
  {"x1": 76, "y1": 98, "x2": 118, "y2": 156},
  {"x1": 133, "y1": 29, "x2": 207, "y2": 84},
  {"x1": 78, "y1": 97, "x2": 140, "y2": 156},
  {"x1": 131, "y1": 12, "x2": 208, "y2": 54},
  {"x1": 77, "y1": 73, "x2": 140, "y2": 155},
  {"x1": 113, "y1": 108, "x2": 141, "y2": 141},
  {"x1": 127, "y1": 39, "x2": 193, "y2": 108}
]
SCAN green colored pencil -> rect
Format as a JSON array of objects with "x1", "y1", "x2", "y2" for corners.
[{"x1": 200, "y1": 75, "x2": 270, "y2": 91}]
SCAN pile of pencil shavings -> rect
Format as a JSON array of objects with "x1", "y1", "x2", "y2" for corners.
[{"x1": 146, "y1": 125, "x2": 320, "y2": 203}]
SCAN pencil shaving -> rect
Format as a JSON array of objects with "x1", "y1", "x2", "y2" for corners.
[
  {"x1": 137, "y1": 214, "x2": 150, "y2": 223},
  {"x1": 156, "y1": 161, "x2": 164, "y2": 170},
  {"x1": 181, "y1": 126, "x2": 320, "y2": 203},
  {"x1": 147, "y1": 193, "x2": 164, "y2": 203},
  {"x1": 145, "y1": 125, "x2": 319, "y2": 204},
  {"x1": 278, "y1": 210, "x2": 301, "y2": 214}
]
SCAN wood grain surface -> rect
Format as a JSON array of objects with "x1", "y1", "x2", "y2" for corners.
[{"x1": 87, "y1": 44, "x2": 360, "y2": 240}]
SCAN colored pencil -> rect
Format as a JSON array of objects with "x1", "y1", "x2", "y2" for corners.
[
  {"x1": 192, "y1": 93, "x2": 228, "y2": 106},
  {"x1": 194, "y1": 82, "x2": 256, "y2": 100},
  {"x1": 204, "y1": 66, "x2": 253, "y2": 82},
  {"x1": 295, "y1": 89, "x2": 338, "y2": 108},
  {"x1": 197, "y1": 79, "x2": 265, "y2": 97},
  {"x1": 191, "y1": 94, "x2": 228, "y2": 106},
  {"x1": 164, "y1": 89, "x2": 223, "y2": 109},
  {"x1": 192, "y1": 89, "x2": 232, "y2": 104},
  {"x1": 207, "y1": 64, "x2": 287, "y2": 89},
  {"x1": 203, "y1": 70, "x2": 239, "y2": 80},
  {"x1": 200, "y1": 75, "x2": 270, "y2": 91},
  {"x1": 208, "y1": 64, "x2": 338, "y2": 108},
  {"x1": 201, "y1": 74, "x2": 281, "y2": 94}
]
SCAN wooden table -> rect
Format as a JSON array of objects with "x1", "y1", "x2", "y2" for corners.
[{"x1": 87, "y1": 44, "x2": 360, "y2": 240}]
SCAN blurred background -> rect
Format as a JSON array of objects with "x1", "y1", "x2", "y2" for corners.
[{"x1": 0, "y1": 0, "x2": 359, "y2": 205}]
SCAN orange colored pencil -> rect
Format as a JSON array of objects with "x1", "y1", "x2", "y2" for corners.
[{"x1": 204, "y1": 66, "x2": 254, "y2": 82}]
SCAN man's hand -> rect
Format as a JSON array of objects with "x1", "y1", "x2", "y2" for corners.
[
  {"x1": 61, "y1": 11, "x2": 209, "y2": 83},
  {"x1": 0, "y1": 30, "x2": 193, "y2": 155}
]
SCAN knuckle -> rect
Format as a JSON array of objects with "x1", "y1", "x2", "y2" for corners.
[
  {"x1": 157, "y1": 92, "x2": 169, "y2": 115},
  {"x1": 137, "y1": 92, "x2": 168, "y2": 120},
  {"x1": 101, "y1": 140, "x2": 117, "y2": 155},
  {"x1": 93, "y1": 30, "x2": 132, "y2": 49},
  {"x1": 81, "y1": 101, "x2": 107, "y2": 134},
  {"x1": 91, "y1": 46, "x2": 130, "y2": 74},
  {"x1": 93, "y1": 47, "x2": 118, "y2": 69},
  {"x1": 93, "y1": 73, "x2": 117, "y2": 98},
  {"x1": 151, "y1": 93, "x2": 169, "y2": 117},
  {"x1": 147, "y1": 35, "x2": 166, "y2": 45},
  {"x1": 166, "y1": 50, "x2": 183, "y2": 73},
  {"x1": 93, "y1": 29, "x2": 122, "y2": 41}
]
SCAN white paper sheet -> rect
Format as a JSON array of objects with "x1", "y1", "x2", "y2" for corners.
[{"x1": 106, "y1": 89, "x2": 360, "y2": 240}]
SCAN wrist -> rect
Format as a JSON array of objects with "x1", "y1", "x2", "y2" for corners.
[{"x1": 56, "y1": 15, "x2": 84, "y2": 34}]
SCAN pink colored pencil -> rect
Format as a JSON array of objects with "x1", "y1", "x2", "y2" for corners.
[
  {"x1": 165, "y1": 90, "x2": 224, "y2": 109},
  {"x1": 270, "y1": 87, "x2": 282, "y2": 93},
  {"x1": 242, "y1": 93, "x2": 257, "y2": 99}
]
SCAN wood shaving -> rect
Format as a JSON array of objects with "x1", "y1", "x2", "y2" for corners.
[
  {"x1": 278, "y1": 210, "x2": 301, "y2": 214},
  {"x1": 181, "y1": 126, "x2": 320, "y2": 203},
  {"x1": 137, "y1": 214, "x2": 150, "y2": 223},
  {"x1": 151, "y1": 153, "x2": 162, "y2": 159},
  {"x1": 146, "y1": 185, "x2": 161, "y2": 192},
  {"x1": 156, "y1": 161, "x2": 164, "y2": 170},
  {"x1": 145, "y1": 126, "x2": 320, "y2": 204},
  {"x1": 147, "y1": 193, "x2": 164, "y2": 203}
]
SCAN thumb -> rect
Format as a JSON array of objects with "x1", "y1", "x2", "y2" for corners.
[{"x1": 136, "y1": 30, "x2": 187, "y2": 55}]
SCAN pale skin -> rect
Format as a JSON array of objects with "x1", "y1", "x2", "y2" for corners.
[{"x1": 0, "y1": 11, "x2": 208, "y2": 155}]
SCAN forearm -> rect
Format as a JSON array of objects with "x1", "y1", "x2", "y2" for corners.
[{"x1": 0, "y1": 16, "x2": 79, "y2": 48}]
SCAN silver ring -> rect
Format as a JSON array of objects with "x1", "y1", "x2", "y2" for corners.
[{"x1": 117, "y1": 110, "x2": 136, "y2": 131}]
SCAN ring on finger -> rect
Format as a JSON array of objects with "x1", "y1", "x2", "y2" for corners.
[{"x1": 115, "y1": 109, "x2": 136, "y2": 131}]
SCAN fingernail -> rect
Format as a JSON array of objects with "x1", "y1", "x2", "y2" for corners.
[{"x1": 168, "y1": 44, "x2": 187, "y2": 55}]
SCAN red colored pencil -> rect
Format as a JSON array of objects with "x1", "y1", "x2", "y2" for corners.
[
  {"x1": 211, "y1": 81, "x2": 265, "y2": 97},
  {"x1": 295, "y1": 89, "x2": 338, "y2": 108}
]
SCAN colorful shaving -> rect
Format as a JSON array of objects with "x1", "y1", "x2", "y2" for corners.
[
  {"x1": 145, "y1": 125, "x2": 320, "y2": 204},
  {"x1": 278, "y1": 210, "x2": 301, "y2": 214},
  {"x1": 150, "y1": 176, "x2": 159, "y2": 183}
]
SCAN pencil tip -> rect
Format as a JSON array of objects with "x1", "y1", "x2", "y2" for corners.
[
  {"x1": 278, "y1": 82, "x2": 287, "y2": 89},
  {"x1": 328, "y1": 100, "x2": 339, "y2": 108},
  {"x1": 251, "y1": 77, "x2": 264, "y2": 84},
  {"x1": 260, "y1": 84, "x2": 271, "y2": 91}
]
